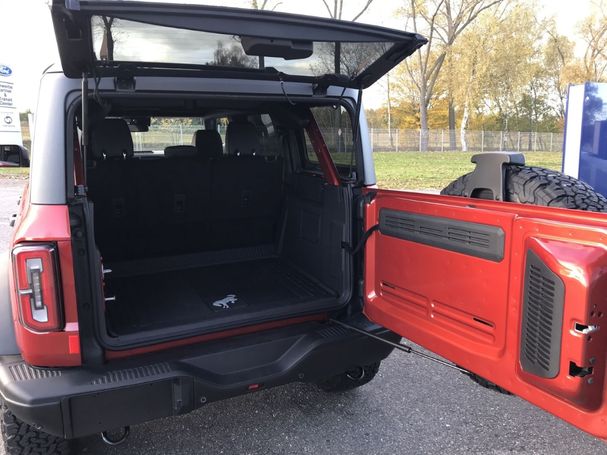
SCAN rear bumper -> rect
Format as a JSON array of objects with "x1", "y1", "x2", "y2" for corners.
[{"x1": 0, "y1": 318, "x2": 397, "y2": 439}]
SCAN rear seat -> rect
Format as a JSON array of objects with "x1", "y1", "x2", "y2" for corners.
[
  {"x1": 193, "y1": 130, "x2": 223, "y2": 159},
  {"x1": 211, "y1": 121, "x2": 283, "y2": 249},
  {"x1": 89, "y1": 121, "x2": 283, "y2": 261},
  {"x1": 164, "y1": 145, "x2": 197, "y2": 158},
  {"x1": 87, "y1": 119, "x2": 135, "y2": 261}
]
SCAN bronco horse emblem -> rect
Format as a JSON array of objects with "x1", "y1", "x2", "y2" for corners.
[{"x1": 212, "y1": 294, "x2": 238, "y2": 310}]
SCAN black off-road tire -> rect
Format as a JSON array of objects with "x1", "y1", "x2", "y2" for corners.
[
  {"x1": 441, "y1": 165, "x2": 607, "y2": 211},
  {"x1": 443, "y1": 165, "x2": 607, "y2": 395},
  {"x1": 467, "y1": 372, "x2": 512, "y2": 395},
  {"x1": 1, "y1": 399, "x2": 70, "y2": 455},
  {"x1": 317, "y1": 362, "x2": 381, "y2": 392}
]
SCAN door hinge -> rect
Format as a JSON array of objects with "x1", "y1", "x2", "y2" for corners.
[
  {"x1": 358, "y1": 190, "x2": 377, "y2": 219},
  {"x1": 74, "y1": 185, "x2": 87, "y2": 198}
]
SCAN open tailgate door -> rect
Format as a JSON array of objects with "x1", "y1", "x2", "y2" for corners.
[
  {"x1": 51, "y1": 0, "x2": 426, "y2": 88},
  {"x1": 363, "y1": 188, "x2": 607, "y2": 439}
]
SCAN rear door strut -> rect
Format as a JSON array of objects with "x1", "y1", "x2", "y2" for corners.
[{"x1": 330, "y1": 319, "x2": 472, "y2": 375}]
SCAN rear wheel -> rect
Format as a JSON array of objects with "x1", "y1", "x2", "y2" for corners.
[
  {"x1": 443, "y1": 165, "x2": 607, "y2": 395},
  {"x1": 1, "y1": 399, "x2": 70, "y2": 455},
  {"x1": 317, "y1": 362, "x2": 381, "y2": 392}
]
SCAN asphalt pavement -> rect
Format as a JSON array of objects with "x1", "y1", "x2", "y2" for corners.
[{"x1": 0, "y1": 179, "x2": 604, "y2": 455}]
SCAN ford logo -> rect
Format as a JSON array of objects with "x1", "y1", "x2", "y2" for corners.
[{"x1": 0, "y1": 65, "x2": 12, "y2": 77}]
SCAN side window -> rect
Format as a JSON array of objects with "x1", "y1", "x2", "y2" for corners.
[{"x1": 304, "y1": 106, "x2": 355, "y2": 178}]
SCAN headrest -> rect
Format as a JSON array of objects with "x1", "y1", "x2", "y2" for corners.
[
  {"x1": 164, "y1": 145, "x2": 197, "y2": 158},
  {"x1": 225, "y1": 122, "x2": 262, "y2": 156},
  {"x1": 90, "y1": 119, "x2": 134, "y2": 160},
  {"x1": 192, "y1": 130, "x2": 223, "y2": 159}
]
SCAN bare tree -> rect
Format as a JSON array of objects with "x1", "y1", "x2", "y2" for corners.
[
  {"x1": 403, "y1": 0, "x2": 505, "y2": 150},
  {"x1": 99, "y1": 17, "x2": 115, "y2": 61},
  {"x1": 250, "y1": 0, "x2": 282, "y2": 11},
  {"x1": 320, "y1": 0, "x2": 374, "y2": 20}
]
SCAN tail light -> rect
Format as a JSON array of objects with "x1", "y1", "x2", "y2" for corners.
[{"x1": 12, "y1": 244, "x2": 63, "y2": 332}]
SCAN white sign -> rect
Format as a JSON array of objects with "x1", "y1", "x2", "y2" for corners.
[{"x1": 0, "y1": 63, "x2": 23, "y2": 146}]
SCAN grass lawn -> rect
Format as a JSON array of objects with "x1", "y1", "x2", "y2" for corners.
[
  {"x1": 374, "y1": 151, "x2": 563, "y2": 190},
  {"x1": 0, "y1": 167, "x2": 29, "y2": 179},
  {"x1": 0, "y1": 152, "x2": 564, "y2": 189}
]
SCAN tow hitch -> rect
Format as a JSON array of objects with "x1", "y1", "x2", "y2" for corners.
[{"x1": 330, "y1": 319, "x2": 472, "y2": 375}]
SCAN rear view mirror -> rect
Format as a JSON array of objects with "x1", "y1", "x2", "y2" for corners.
[{"x1": 240, "y1": 36, "x2": 313, "y2": 60}]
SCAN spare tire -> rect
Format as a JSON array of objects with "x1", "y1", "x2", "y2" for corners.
[
  {"x1": 443, "y1": 165, "x2": 607, "y2": 395},
  {"x1": 441, "y1": 165, "x2": 607, "y2": 211}
]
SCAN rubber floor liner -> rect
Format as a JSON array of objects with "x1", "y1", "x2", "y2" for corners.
[{"x1": 105, "y1": 258, "x2": 334, "y2": 336}]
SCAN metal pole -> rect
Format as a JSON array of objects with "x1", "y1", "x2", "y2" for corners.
[
  {"x1": 481, "y1": 130, "x2": 484, "y2": 152},
  {"x1": 441, "y1": 129, "x2": 444, "y2": 152},
  {"x1": 370, "y1": 128, "x2": 374, "y2": 151},
  {"x1": 396, "y1": 129, "x2": 399, "y2": 153},
  {"x1": 550, "y1": 132, "x2": 553, "y2": 152},
  {"x1": 500, "y1": 131, "x2": 503, "y2": 151}
]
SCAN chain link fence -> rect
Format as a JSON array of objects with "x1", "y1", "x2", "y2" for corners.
[
  {"x1": 369, "y1": 128, "x2": 564, "y2": 153},
  {"x1": 129, "y1": 124, "x2": 564, "y2": 154}
]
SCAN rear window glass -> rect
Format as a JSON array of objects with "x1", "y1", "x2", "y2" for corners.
[
  {"x1": 305, "y1": 106, "x2": 355, "y2": 177},
  {"x1": 131, "y1": 118, "x2": 206, "y2": 153},
  {"x1": 130, "y1": 115, "x2": 282, "y2": 157},
  {"x1": 91, "y1": 17, "x2": 393, "y2": 79}
]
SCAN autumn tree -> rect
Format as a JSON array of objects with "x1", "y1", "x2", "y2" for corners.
[
  {"x1": 541, "y1": 23, "x2": 577, "y2": 120},
  {"x1": 578, "y1": 1, "x2": 607, "y2": 81},
  {"x1": 450, "y1": 2, "x2": 539, "y2": 149},
  {"x1": 399, "y1": 0, "x2": 506, "y2": 150}
]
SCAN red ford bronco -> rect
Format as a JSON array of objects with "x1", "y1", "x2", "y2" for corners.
[{"x1": 2, "y1": 1, "x2": 607, "y2": 453}]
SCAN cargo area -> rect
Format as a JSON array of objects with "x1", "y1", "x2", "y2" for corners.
[{"x1": 84, "y1": 100, "x2": 354, "y2": 345}]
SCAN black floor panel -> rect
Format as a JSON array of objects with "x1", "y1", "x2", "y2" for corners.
[{"x1": 105, "y1": 258, "x2": 333, "y2": 336}]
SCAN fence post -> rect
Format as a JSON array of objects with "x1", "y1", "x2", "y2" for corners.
[
  {"x1": 481, "y1": 130, "x2": 484, "y2": 152},
  {"x1": 550, "y1": 132, "x2": 553, "y2": 152},
  {"x1": 179, "y1": 124, "x2": 183, "y2": 145},
  {"x1": 500, "y1": 131, "x2": 503, "y2": 151},
  {"x1": 396, "y1": 129, "x2": 399, "y2": 153},
  {"x1": 441, "y1": 129, "x2": 444, "y2": 152},
  {"x1": 534, "y1": 132, "x2": 537, "y2": 152},
  {"x1": 517, "y1": 131, "x2": 521, "y2": 152},
  {"x1": 419, "y1": 129, "x2": 422, "y2": 152},
  {"x1": 370, "y1": 128, "x2": 374, "y2": 151}
]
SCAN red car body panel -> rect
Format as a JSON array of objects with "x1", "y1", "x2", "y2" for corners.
[
  {"x1": 363, "y1": 188, "x2": 607, "y2": 439},
  {"x1": 10, "y1": 203, "x2": 81, "y2": 367}
]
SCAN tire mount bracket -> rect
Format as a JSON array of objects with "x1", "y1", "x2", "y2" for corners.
[
  {"x1": 330, "y1": 319, "x2": 472, "y2": 375},
  {"x1": 464, "y1": 152, "x2": 525, "y2": 201}
]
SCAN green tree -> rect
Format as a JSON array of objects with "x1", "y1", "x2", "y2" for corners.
[
  {"x1": 578, "y1": 1, "x2": 607, "y2": 81},
  {"x1": 399, "y1": 0, "x2": 507, "y2": 150}
]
